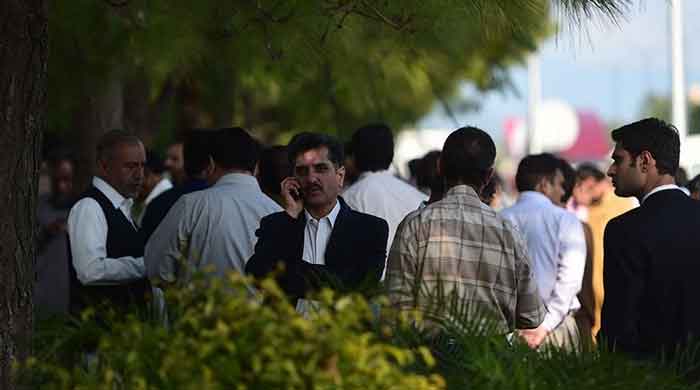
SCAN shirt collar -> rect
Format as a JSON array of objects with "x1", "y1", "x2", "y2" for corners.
[
  {"x1": 444, "y1": 184, "x2": 480, "y2": 200},
  {"x1": 144, "y1": 177, "x2": 173, "y2": 204},
  {"x1": 641, "y1": 184, "x2": 686, "y2": 204},
  {"x1": 214, "y1": 173, "x2": 259, "y2": 188},
  {"x1": 304, "y1": 199, "x2": 341, "y2": 227},
  {"x1": 516, "y1": 191, "x2": 553, "y2": 206},
  {"x1": 93, "y1": 177, "x2": 132, "y2": 209},
  {"x1": 357, "y1": 170, "x2": 392, "y2": 181}
]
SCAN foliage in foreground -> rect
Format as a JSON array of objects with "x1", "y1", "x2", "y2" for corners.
[
  {"x1": 19, "y1": 275, "x2": 443, "y2": 389},
  {"x1": 18, "y1": 273, "x2": 700, "y2": 389}
]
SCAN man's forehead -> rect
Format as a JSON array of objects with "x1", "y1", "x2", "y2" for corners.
[
  {"x1": 294, "y1": 147, "x2": 331, "y2": 166},
  {"x1": 611, "y1": 145, "x2": 628, "y2": 157}
]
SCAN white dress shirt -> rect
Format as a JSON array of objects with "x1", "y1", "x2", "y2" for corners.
[
  {"x1": 302, "y1": 200, "x2": 341, "y2": 266},
  {"x1": 67, "y1": 177, "x2": 145, "y2": 285},
  {"x1": 342, "y1": 170, "x2": 427, "y2": 262},
  {"x1": 297, "y1": 200, "x2": 341, "y2": 315},
  {"x1": 642, "y1": 184, "x2": 687, "y2": 204},
  {"x1": 500, "y1": 191, "x2": 586, "y2": 331},
  {"x1": 145, "y1": 173, "x2": 281, "y2": 284}
]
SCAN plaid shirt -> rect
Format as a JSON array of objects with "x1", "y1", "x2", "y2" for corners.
[{"x1": 386, "y1": 185, "x2": 545, "y2": 333}]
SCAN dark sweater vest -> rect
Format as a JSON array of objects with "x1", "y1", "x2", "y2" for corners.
[{"x1": 68, "y1": 186, "x2": 149, "y2": 314}]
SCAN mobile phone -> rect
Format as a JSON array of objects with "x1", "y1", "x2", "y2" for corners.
[{"x1": 291, "y1": 187, "x2": 304, "y2": 201}]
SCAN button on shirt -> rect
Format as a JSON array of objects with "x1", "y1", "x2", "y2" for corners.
[
  {"x1": 145, "y1": 173, "x2": 281, "y2": 285},
  {"x1": 67, "y1": 177, "x2": 145, "y2": 285},
  {"x1": 500, "y1": 191, "x2": 586, "y2": 331},
  {"x1": 342, "y1": 171, "x2": 427, "y2": 259}
]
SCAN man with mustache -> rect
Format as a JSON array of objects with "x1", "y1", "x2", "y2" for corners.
[
  {"x1": 67, "y1": 130, "x2": 150, "y2": 314},
  {"x1": 246, "y1": 132, "x2": 389, "y2": 312}
]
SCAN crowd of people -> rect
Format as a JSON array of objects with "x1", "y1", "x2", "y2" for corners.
[{"x1": 35, "y1": 117, "x2": 700, "y2": 359}]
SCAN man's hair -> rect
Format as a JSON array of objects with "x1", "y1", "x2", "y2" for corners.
[
  {"x1": 441, "y1": 126, "x2": 496, "y2": 188},
  {"x1": 676, "y1": 166, "x2": 688, "y2": 187},
  {"x1": 258, "y1": 145, "x2": 291, "y2": 196},
  {"x1": 611, "y1": 117, "x2": 680, "y2": 176},
  {"x1": 417, "y1": 150, "x2": 441, "y2": 190},
  {"x1": 287, "y1": 132, "x2": 344, "y2": 167},
  {"x1": 515, "y1": 153, "x2": 561, "y2": 192},
  {"x1": 211, "y1": 127, "x2": 261, "y2": 172},
  {"x1": 145, "y1": 149, "x2": 166, "y2": 175},
  {"x1": 350, "y1": 123, "x2": 394, "y2": 172},
  {"x1": 687, "y1": 174, "x2": 700, "y2": 194},
  {"x1": 183, "y1": 129, "x2": 215, "y2": 177},
  {"x1": 96, "y1": 129, "x2": 141, "y2": 162},
  {"x1": 559, "y1": 158, "x2": 576, "y2": 203},
  {"x1": 576, "y1": 163, "x2": 605, "y2": 183},
  {"x1": 46, "y1": 147, "x2": 76, "y2": 170}
]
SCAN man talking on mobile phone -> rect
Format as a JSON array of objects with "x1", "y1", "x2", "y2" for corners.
[{"x1": 246, "y1": 132, "x2": 389, "y2": 314}]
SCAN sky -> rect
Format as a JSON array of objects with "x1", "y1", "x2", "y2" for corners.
[{"x1": 417, "y1": 0, "x2": 700, "y2": 143}]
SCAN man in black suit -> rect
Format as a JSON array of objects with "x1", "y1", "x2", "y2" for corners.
[
  {"x1": 245, "y1": 133, "x2": 389, "y2": 309},
  {"x1": 601, "y1": 117, "x2": 700, "y2": 357}
]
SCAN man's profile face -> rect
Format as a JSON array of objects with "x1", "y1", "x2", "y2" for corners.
[
  {"x1": 293, "y1": 147, "x2": 345, "y2": 210},
  {"x1": 608, "y1": 145, "x2": 644, "y2": 198},
  {"x1": 100, "y1": 142, "x2": 145, "y2": 199},
  {"x1": 164, "y1": 143, "x2": 185, "y2": 183},
  {"x1": 50, "y1": 160, "x2": 74, "y2": 205},
  {"x1": 542, "y1": 170, "x2": 566, "y2": 205}
]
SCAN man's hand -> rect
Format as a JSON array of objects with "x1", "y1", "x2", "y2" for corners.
[
  {"x1": 518, "y1": 325, "x2": 549, "y2": 349},
  {"x1": 281, "y1": 177, "x2": 304, "y2": 218}
]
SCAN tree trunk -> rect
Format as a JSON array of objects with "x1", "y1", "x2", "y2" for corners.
[
  {"x1": 73, "y1": 76, "x2": 124, "y2": 194},
  {"x1": 0, "y1": 0, "x2": 47, "y2": 388}
]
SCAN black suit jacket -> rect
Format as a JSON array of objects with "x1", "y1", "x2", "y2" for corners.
[
  {"x1": 600, "y1": 189, "x2": 700, "y2": 357},
  {"x1": 245, "y1": 198, "x2": 389, "y2": 304}
]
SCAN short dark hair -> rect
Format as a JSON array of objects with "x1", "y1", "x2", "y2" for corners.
[
  {"x1": 611, "y1": 118, "x2": 680, "y2": 176},
  {"x1": 183, "y1": 129, "x2": 215, "y2": 177},
  {"x1": 417, "y1": 150, "x2": 441, "y2": 190},
  {"x1": 287, "y1": 132, "x2": 344, "y2": 167},
  {"x1": 559, "y1": 158, "x2": 576, "y2": 203},
  {"x1": 441, "y1": 126, "x2": 496, "y2": 188},
  {"x1": 212, "y1": 127, "x2": 261, "y2": 172},
  {"x1": 258, "y1": 145, "x2": 291, "y2": 196},
  {"x1": 350, "y1": 123, "x2": 394, "y2": 172},
  {"x1": 97, "y1": 129, "x2": 141, "y2": 162},
  {"x1": 687, "y1": 174, "x2": 700, "y2": 194},
  {"x1": 145, "y1": 149, "x2": 166, "y2": 174},
  {"x1": 515, "y1": 153, "x2": 562, "y2": 192},
  {"x1": 676, "y1": 167, "x2": 689, "y2": 187},
  {"x1": 576, "y1": 163, "x2": 606, "y2": 183},
  {"x1": 46, "y1": 147, "x2": 76, "y2": 169}
]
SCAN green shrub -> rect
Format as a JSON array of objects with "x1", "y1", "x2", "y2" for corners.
[{"x1": 18, "y1": 274, "x2": 444, "y2": 389}]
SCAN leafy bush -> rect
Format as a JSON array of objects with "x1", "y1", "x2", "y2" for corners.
[
  {"x1": 18, "y1": 274, "x2": 444, "y2": 389},
  {"x1": 18, "y1": 272, "x2": 700, "y2": 389}
]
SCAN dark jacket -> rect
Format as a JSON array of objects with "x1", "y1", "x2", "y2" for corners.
[
  {"x1": 245, "y1": 198, "x2": 389, "y2": 304},
  {"x1": 600, "y1": 189, "x2": 700, "y2": 357}
]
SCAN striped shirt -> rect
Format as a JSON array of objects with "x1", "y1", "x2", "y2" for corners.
[{"x1": 386, "y1": 185, "x2": 545, "y2": 333}]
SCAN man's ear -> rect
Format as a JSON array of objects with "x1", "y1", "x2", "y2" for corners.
[
  {"x1": 336, "y1": 165, "x2": 346, "y2": 187},
  {"x1": 534, "y1": 175, "x2": 550, "y2": 194},
  {"x1": 639, "y1": 150, "x2": 655, "y2": 173},
  {"x1": 481, "y1": 167, "x2": 495, "y2": 193}
]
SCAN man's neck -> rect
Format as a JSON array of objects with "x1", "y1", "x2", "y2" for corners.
[
  {"x1": 639, "y1": 175, "x2": 676, "y2": 202},
  {"x1": 306, "y1": 199, "x2": 338, "y2": 220},
  {"x1": 210, "y1": 168, "x2": 252, "y2": 184}
]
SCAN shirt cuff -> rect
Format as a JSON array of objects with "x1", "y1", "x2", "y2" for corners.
[{"x1": 542, "y1": 313, "x2": 564, "y2": 332}]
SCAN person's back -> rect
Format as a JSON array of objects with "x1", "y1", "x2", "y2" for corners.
[
  {"x1": 145, "y1": 128, "x2": 281, "y2": 286},
  {"x1": 343, "y1": 172, "x2": 425, "y2": 249},
  {"x1": 386, "y1": 127, "x2": 544, "y2": 335},
  {"x1": 342, "y1": 124, "x2": 426, "y2": 258},
  {"x1": 173, "y1": 174, "x2": 280, "y2": 278},
  {"x1": 604, "y1": 190, "x2": 700, "y2": 354}
]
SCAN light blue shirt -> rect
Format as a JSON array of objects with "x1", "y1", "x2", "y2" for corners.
[
  {"x1": 145, "y1": 173, "x2": 281, "y2": 285},
  {"x1": 500, "y1": 191, "x2": 586, "y2": 331}
]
